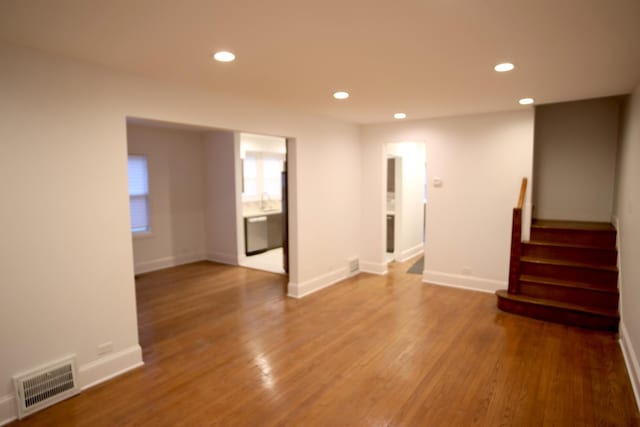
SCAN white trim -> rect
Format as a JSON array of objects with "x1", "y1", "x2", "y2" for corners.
[
  {"x1": 206, "y1": 251, "x2": 238, "y2": 266},
  {"x1": 422, "y1": 280, "x2": 496, "y2": 295},
  {"x1": 287, "y1": 267, "x2": 350, "y2": 298},
  {"x1": 134, "y1": 252, "x2": 206, "y2": 274},
  {"x1": 395, "y1": 243, "x2": 424, "y2": 263},
  {"x1": 78, "y1": 345, "x2": 144, "y2": 390},
  {"x1": 612, "y1": 215, "x2": 623, "y2": 318},
  {"x1": 359, "y1": 260, "x2": 388, "y2": 275},
  {"x1": 620, "y1": 321, "x2": 640, "y2": 411},
  {"x1": 422, "y1": 270, "x2": 506, "y2": 293},
  {"x1": 612, "y1": 216, "x2": 638, "y2": 410},
  {"x1": 0, "y1": 394, "x2": 15, "y2": 427}
]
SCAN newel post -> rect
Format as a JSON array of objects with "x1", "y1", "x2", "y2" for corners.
[{"x1": 508, "y1": 207, "x2": 523, "y2": 294}]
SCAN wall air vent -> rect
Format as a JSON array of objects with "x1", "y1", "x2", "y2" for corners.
[
  {"x1": 13, "y1": 356, "x2": 80, "y2": 419},
  {"x1": 348, "y1": 258, "x2": 359, "y2": 274}
]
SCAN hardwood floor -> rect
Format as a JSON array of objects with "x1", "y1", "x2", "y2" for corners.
[{"x1": 9, "y1": 258, "x2": 640, "y2": 426}]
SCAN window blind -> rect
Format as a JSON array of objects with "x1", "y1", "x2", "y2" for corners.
[{"x1": 128, "y1": 155, "x2": 149, "y2": 232}]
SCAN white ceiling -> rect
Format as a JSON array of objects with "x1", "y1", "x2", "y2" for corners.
[{"x1": 1, "y1": 0, "x2": 639, "y2": 124}]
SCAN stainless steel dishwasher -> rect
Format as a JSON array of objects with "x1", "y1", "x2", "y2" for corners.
[{"x1": 245, "y1": 216, "x2": 268, "y2": 255}]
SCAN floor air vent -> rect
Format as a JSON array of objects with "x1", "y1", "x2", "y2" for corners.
[{"x1": 13, "y1": 356, "x2": 79, "y2": 419}]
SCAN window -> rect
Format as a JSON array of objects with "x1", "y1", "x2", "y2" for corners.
[
  {"x1": 243, "y1": 155, "x2": 259, "y2": 198},
  {"x1": 128, "y1": 155, "x2": 150, "y2": 233},
  {"x1": 263, "y1": 157, "x2": 283, "y2": 199},
  {"x1": 242, "y1": 152, "x2": 284, "y2": 201}
]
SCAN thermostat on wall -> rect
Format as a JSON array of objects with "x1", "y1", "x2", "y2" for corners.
[{"x1": 433, "y1": 177, "x2": 443, "y2": 188}]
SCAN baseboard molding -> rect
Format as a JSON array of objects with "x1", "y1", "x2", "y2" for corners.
[
  {"x1": 396, "y1": 243, "x2": 424, "y2": 263},
  {"x1": 0, "y1": 345, "x2": 143, "y2": 425},
  {"x1": 78, "y1": 345, "x2": 144, "y2": 390},
  {"x1": 359, "y1": 260, "x2": 388, "y2": 275},
  {"x1": 422, "y1": 270, "x2": 505, "y2": 294},
  {"x1": 288, "y1": 267, "x2": 349, "y2": 298},
  {"x1": 135, "y1": 252, "x2": 205, "y2": 274},
  {"x1": 0, "y1": 394, "x2": 16, "y2": 426},
  {"x1": 206, "y1": 251, "x2": 238, "y2": 266},
  {"x1": 620, "y1": 321, "x2": 640, "y2": 411}
]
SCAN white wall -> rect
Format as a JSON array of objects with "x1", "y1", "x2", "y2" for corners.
[
  {"x1": 533, "y1": 97, "x2": 621, "y2": 222},
  {"x1": 240, "y1": 133, "x2": 286, "y2": 157},
  {"x1": 361, "y1": 110, "x2": 535, "y2": 291},
  {"x1": 615, "y1": 85, "x2": 640, "y2": 406},
  {"x1": 0, "y1": 42, "x2": 360, "y2": 421},
  {"x1": 127, "y1": 124, "x2": 207, "y2": 274},
  {"x1": 386, "y1": 142, "x2": 426, "y2": 261},
  {"x1": 287, "y1": 126, "x2": 362, "y2": 297},
  {"x1": 204, "y1": 130, "x2": 240, "y2": 265}
]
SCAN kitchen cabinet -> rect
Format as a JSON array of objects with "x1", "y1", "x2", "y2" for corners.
[
  {"x1": 386, "y1": 214, "x2": 395, "y2": 253},
  {"x1": 267, "y1": 213, "x2": 282, "y2": 249},
  {"x1": 387, "y1": 158, "x2": 395, "y2": 192}
]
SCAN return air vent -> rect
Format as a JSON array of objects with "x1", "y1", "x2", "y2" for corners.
[
  {"x1": 13, "y1": 356, "x2": 79, "y2": 419},
  {"x1": 348, "y1": 258, "x2": 359, "y2": 274}
]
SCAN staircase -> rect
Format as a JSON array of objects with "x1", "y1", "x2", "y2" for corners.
[{"x1": 496, "y1": 219, "x2": 619, "y2": 332}]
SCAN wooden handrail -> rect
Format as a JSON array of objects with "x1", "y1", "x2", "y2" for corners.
[
  {"x1": 517, "y1": 177, "x2": 527, "y2": 209},
  {"x1": 508, "y1": 177, "x2": 528, "y2": 294}
]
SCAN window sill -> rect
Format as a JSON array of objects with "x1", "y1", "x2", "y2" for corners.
[{"x1": 132, "y1": 231, "x2": 154, "y2": 240}]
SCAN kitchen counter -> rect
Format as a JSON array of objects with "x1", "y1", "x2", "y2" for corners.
[
  {"x1": 243, "y1": 207, "x2": 282, "y2": 218},
  {"x1": 243, "y1": 201, "x2": 282, "y2": 217}
]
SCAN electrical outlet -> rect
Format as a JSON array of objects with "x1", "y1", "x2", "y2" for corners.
[
  {"x1": 462, "y1": 267, "x2": 472, "y2": 275},
  {"x1": 97, "y1": 342, "x2": 113, "y2": 356}
]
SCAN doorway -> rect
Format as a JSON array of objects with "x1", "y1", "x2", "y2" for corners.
[
  {"x1": 384, "y1": 142, "x2": 427, "y2": 264},
  {"x1": 386, "y1": 156, "x2": 400, "y2": 263},
  {"x1": 237, "y1": 133, "x2": 288, "y2": 274}
]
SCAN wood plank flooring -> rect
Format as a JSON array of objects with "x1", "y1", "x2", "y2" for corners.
[{"x1": 9, "y1": 258, "x2": 640, "y2": 426}]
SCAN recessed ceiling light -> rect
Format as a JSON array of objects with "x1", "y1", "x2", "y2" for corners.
[
  {"x1": 213, "y1": 51, "x2": 235, "y2": 62},
  {"x1": 494, "y1": 62, "x2": 515, "y2": 72},
  {"x1": 394, "y1": 113, "x2": 407, "y2": 119},
  {"x1": 519, "y1": 97, "x2": 535, "y2": 105},
  {"x1": 333, "y1": 91, "x2": 349, "y2": 100}
]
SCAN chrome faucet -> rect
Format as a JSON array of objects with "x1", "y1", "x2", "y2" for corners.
[{"x1": 260, "y1": 192, "x2": 270, "y2": 210}]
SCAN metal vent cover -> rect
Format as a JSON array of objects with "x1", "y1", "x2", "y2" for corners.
[
  {"x1": 13, "y1": 356, "x2": 80, "y2": 419},
  {"x1": 349, "y1": 258, "x2": 359, "y2": 273}
]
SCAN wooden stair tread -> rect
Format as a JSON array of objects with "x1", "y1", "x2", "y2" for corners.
[
  {"x1": 525, "y1": 240, "x2": 617, "y2": 252},
  {"x1": 532, "y1": 219, "x2": 615, "y2": 232},
  {"x1": 520, "y1": 256, "x2": 618, "y2": 271},
  {"x1": 519, "y1": 275, "x2": 619, "y2": 294},
  {"x1": 495, "y1": 290, "x2": 618, "y2": 318}
]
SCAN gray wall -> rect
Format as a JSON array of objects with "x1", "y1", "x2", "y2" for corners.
[{"x1": 533, "y1": 97, "x2": 622, "y2": 222}]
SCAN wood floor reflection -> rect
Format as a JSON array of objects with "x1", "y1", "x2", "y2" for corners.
[{"x1": 9, "y1": 258, "x2": 640, "y2": 426}]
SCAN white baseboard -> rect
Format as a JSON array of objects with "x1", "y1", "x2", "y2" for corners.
[
  {"x1": 0, "y1": 345, "x2": 143, "y2": 425},
  {"x1": 288, "y1": 267, "x2": 349, "y2": 298},
  {"x1": 396, "y1": 243, "x2": 424, "y2": 263},
  {"x1": 78, "y1": 344, "x2": 143, "y2": 390},
  {"x1": 620, "y1": 321, "x2": 640, "y2": 411},
  {"x1": 359, "y1": 260, "x2": 388, "y2": 275},
  {"x1": 206, "y1": 251, "x2": 238, "y2": 266},
  {"x1": 422, "y1": 270, "x2": 505, "y2": 294},
  {"x1": 0, "y1": 394, "x2": 15, "y2": 426},
  {"x1": 135, "y1": 252, "x2": 205, "y2": 274}
]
